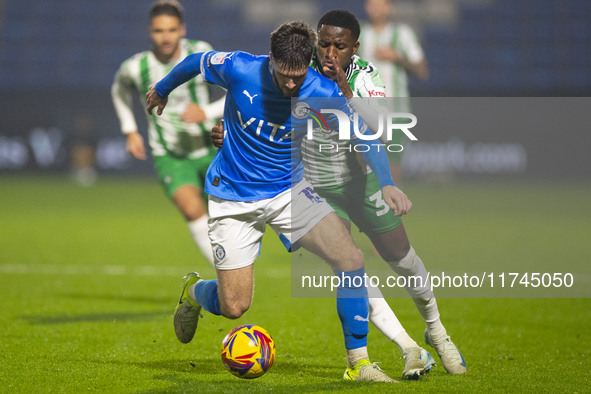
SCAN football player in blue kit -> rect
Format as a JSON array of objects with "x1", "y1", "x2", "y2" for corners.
[{"x1": 146, "y1": 20, "x2": 411, "y2": 382}]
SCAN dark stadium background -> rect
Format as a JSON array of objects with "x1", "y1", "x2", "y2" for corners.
[{"x1": 0, "y1": 0, "x2": 590, "y2": 179}]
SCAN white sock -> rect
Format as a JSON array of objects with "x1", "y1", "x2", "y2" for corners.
[
  {"x1": 393, "y1": 332, "x2": 419, "y2": 353},
  {"x1": 421, "y1": 298, "x2": 446, "y2": 338},
  {"x1": 187, "y1": 216, "x2": 214, "y2": 266},
  {"x1": 188, "y1": 282, "x2": 201, "y2": 305},
  {"x1": 368, "y1": 286, "x2": 418, "y2": 353},
  {"x1": 388, "y1": 246, "x2": 446, "y2": 335},
  {"x1": 347, "y1": 346, "x2": 369, "y2": 368}
]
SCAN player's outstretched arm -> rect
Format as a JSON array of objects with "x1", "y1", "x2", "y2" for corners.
[
  {"x1": 126, "y1": 131, "x2": 147, "y2": 160},
  {"x1": 350, "y1": 128, "x2": 412, "y2": 216},
  {"x1": 112, "y1": 64, "x2": 147, "y2": 155}
]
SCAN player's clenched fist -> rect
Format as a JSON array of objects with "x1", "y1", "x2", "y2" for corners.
[
  {"x1": 146, "y1": 86, "x2": 168, "y2": 116},
  {"x1": 382, "y1": 185, "x2": 412, "y2": 217},
  {"x1": 211, "y1": 120, "x2": 225, "y2": 148}
]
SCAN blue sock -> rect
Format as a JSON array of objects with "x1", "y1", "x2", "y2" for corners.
[
  {"x1": 335, "y1": 268, "x2": 369, "y2": 350},
  {"x1": 193, "y1": 279, "x2": 221, "y2": 316}
]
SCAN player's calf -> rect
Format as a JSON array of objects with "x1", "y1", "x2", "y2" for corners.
[{"x1": 216, "y1": 265, "x2": 254, "y2": 319}]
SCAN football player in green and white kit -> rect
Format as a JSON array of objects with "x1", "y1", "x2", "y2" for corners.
[
  {"x1": 360, "y1": 0, "x2": 428, "y2": 98},
  {"x1": 360, "y1": 0, "x2": 428, "y2": 182},
  {"x1": 309, "y1": 9, "x2": 465, "y2": 377},
  {"x1": 112, "y1": 0, "x2": 223, "y2": 265}
]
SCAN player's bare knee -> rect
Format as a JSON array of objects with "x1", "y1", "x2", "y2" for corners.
[
  {"x1": 222, "y1": 303, "x2": 250, "y2": 320},
  {"x1": 181, "y1": 206, "x2": 206, "y2": 222},
  {"x1": 347, "y1": 247, "x2": 364, "y2": 271},
  {"x1": 177, "y1": 199, "x2": 206, "y2": 221},
  {"x1": 173, "y1": 189, "x2": 206, "y2": 221},
  {"x1": 355, "y1": 247, "x2": 365, "y2": 268},
  {"x1": 327, "y1": 246, "x2": 363, "y2": 272}
]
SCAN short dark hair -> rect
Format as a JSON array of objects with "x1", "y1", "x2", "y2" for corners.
[
  {"x1": 317, "y1": 9, "x2": 361, "y2": 41},
  {"x1": 270, "y1": 20, "x2": 317, "y2": 71},
  {"x1": 150, "y1": 0, "x2": 184, "y2": 23}
]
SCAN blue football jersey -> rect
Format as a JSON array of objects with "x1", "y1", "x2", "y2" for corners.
[
  {"x1": 154, "y1": 50, "x2": 393, "y2": 201},
  {"x1": 199, "y1": 51, "x2": 353, "y2": 201}
]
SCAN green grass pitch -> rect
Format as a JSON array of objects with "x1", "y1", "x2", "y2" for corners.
[{"x1": 0, "y1": 176, "x2": 589, "y2": 392}]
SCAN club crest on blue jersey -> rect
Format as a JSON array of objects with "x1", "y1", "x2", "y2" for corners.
[
  {"x1": 209, "y1": 52, "x2": 232, "y2": 65},
  {"x1": 292, "y1": 101, "x2": 310, "y2": 119}
]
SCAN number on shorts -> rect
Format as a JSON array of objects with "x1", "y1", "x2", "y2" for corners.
[
  {"x1": 300, "y1": 187, "x2": 323, "y2": 204},
  {"x1": 369, "y1": 191, "x2": 389, "y2": 216}
]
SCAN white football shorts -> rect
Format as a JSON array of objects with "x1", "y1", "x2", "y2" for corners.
[{"x1": 208, "y1": 180, "x2": 334, "y2": 270}]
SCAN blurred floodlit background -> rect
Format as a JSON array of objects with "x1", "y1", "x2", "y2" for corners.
[{"x1": 0, "y1": 0, "x2": 590, "y2": 181}]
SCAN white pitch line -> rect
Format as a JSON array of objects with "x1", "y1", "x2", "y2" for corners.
[
  {"x1": 0, "y1": 263, "x2": 292, "y2": 279},
  {"x1": 0, "y1": 263, "x2": 185, "y2": 277}
]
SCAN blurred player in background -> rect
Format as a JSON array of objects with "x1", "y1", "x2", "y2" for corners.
[
  {"x1": 360, "y1": 0, "x2": 428, "y2": 181},
  {"x1": 70, "y1": 109, "x2": 98, "y2": 187},
  {"x1": 148, "y1": 20, "x2": 412, "y2": 383},
  {"x1": 111, "y1": 0, "x2": 223, "y2": 264}
]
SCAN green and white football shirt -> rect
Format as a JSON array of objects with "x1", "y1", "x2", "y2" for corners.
[
  {"x1": 302, "y1": 55, "x2": 386, "y2": 188},
  {"x1": 359, "y1": 22, "x2": 424, "y2": 99},
  {"x1": 112, "y1": 39, "x2": 221, "y2": 159}
]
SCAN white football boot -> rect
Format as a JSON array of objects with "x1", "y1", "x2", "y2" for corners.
[
  {"x1": 344, "y1": 360, "x2": 399, "y2": 382},
  {"x1": 402, "y1": 347, "x2": 436, "y2": 380},
  {"x1": 425, "y1": 329, "x2": 467, "y2": 374}
]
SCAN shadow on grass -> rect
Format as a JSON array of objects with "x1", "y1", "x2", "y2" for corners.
[
  {"x1": 107, "y1": 357, "x2": 377, "y2": 393},
  {"x1": 21, "y1": 310, "x2": 170, "y2": 325},
  {"x1": 58, "y1": 292, "x2": 172, "y2": 305}
]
